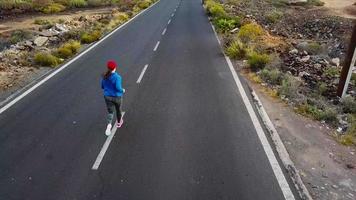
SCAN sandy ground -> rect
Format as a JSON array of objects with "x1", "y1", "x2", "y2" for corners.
[
  {"x1": 0, "y1": 7, "x2": 114, "y2": 35},
  {"x1": 322, "y1": 0, "x2": 356, "y2": 19},
  {"x1": 247, "y1": 79, "x2": 356, "y2": 200}
]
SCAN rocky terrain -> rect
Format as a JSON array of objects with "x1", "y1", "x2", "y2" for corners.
[{"x1": 0, "y1": 0, "x2": 155, "y2": 101}]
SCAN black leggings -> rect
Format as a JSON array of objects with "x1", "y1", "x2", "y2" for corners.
[{"x1": 104, "y1": 96, "x2": 122, "y2": 124}]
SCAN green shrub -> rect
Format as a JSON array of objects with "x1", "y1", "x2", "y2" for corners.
[
  {"x1": 136, "y1": 0, "x2": 152, "y2": 9},
  {"x1": 296, "y1": 103, "x2": 337, "y2": 125},
  {"x1": 323, "y1": 66, "x2": 340, "y2": 78},
  {"x1": 214, "y1": 17, "x2": 240, "y2": 33},
  {"x1": 56, "y1": 40, "x2": 81, "y2": 58},
  {"x1": 226, "y1": 40, "x2": 247, "y2": 59},
  {"x1": 63, "y1": 29, "x2": 83, "y2": 40},
  {"x1": 205, "y1": 0, "x2": 227, "y2": 18},
  {"x1": 34, "y1": 52, "x2": 61, "y2": 67},
  {"x1": 57, "y1": 47, "x2": 73, "y2": 59},
  {"x1": 307, "y1": 42, "x2": 322, "y2": 54},
  {"x1": 266, "y1": 10, "x2": 283, "y2": 23},
  {"x1": 278, "y1": 74, "x2": 301, "y2": 99},
  {"x1": 34, "y1": 19, "x2": 52, "y2": 25},
  {"x1": 307, "y1": 0, "x2": 325, "y2": 6},
  {"x1": 352, "y1": 73, "x2": 356, "y2": 86},
  {"x1": 248, "y1": 52, "x2": 270, "y2": 71},
  {"x1": 53, "y1": 0, "x2": 70, "y2": 6},
  {"x1": 238, "y1": 23, "x2": 264, "y2": 43},
  {"x1": 68, "y1": 0, "x2": 87, "y2": 8},
  {"x1": 81, "y1": 30, "x2": 102, "y2": 43},
  {"x1": 87, "y1": 0, "x2": 104, "y2": 7},
  {"x1": 316, "y1": 82, "x2": 327, "y2": 95},
  {"x1": 107, "y1": 13, "x2": 129, "y2": 30},
  {"x1": 9, "y1": 30, "x2": 32, "y2": 44},
  {"x1": 260, "y1": 68, "x2": 283, "y2": 85},
  {"x1": 0, "y1": 0, "x2": 33, "y2": 10},
  {"x1": 269, "y1": 0, "x2": 288, "y2": 7},
  {"x1": 42, "y1": 3, "x2": 66, "y2": 14},
  {"x1": 342, "y1": 96, "x2": 356, "y2": 114}
]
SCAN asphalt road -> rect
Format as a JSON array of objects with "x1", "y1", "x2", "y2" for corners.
[{"x1": 0, "y1": 0, "x2": 298, "y2": 199}]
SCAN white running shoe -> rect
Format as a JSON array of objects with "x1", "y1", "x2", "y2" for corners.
[{"x1": 105, "y1": 124, "x2": 112, "y2": 136}]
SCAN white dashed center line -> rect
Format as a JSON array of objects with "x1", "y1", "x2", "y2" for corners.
[
  {"x1": 153, "y1": 41, "x2": 160, "y2": 51},
  {"x1": 162, "y1": 28, "x2": 167, "y2": 35},
  {"x1": 168, "y1": 19, "x2": 171, "y2": 24},
  {"x1": 92, "y1": 112, "x2": 125, "y2": 170},
  {"x1": 136, "y1": 64, "x2": 149, "y2": 83}
]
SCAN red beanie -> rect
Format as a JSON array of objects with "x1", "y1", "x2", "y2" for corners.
[{"x1": 107, "y1": 60, "x2": 117, "y2": 71}]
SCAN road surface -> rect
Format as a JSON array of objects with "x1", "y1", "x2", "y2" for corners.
[{"x1": 0, "y1": 0, "x2": 299, "y2": 199}]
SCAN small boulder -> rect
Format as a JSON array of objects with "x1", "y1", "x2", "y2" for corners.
[
  {"x1": 34, "y1": 36, "x2": 48, "y2": 47},
  {"x1": 54, "y1": 23, "x2": 69, "y2": 33},
  {"x1": 331, "y1": 58, "x2": 340, "y2": 67},
  {"x1": 289, "y1": 49, "x2": 299, "y2": 54},
  {"x1": 301, "y1": 55, "x2": 310, "y2": 62},
  {"x1": 230, "y1": 28, "x2": 239, "y2": 33}
]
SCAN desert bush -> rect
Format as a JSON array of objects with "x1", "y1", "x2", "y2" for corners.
[
  {"x1": 136, "y1": 0, "x2": 152, "y2": 9},
  {"x1": 352, "y1": 73, "x2": 356, "y2": 86},
  {"x1": 53, "y1": 0, "x2": 70, "y2": 5},
  {"x1": 9, "y1": 30, "x2": 32, "y2": 44},
  {"x1": 323, "y1": 66, "x2": 340, "y2": 78},
  {"x1": 238, "y1": 23, "x2": 263, "y2": 43},
  {"x1": 205, "y1": 0, "x2": 227, "y2": 18},
  {"x1": 226, "y1": 40, "x2": 247, "y2": 59},
  {"x1": 214, "y1": 17, "x2": 240, "y2": 33},
  {"x1": 296, "y1": 103, "x2": 338, "y2": 125},
  {"x1": 306, "y1": 0, "x2": 324, "y2": 6},
  {"x1": 34, "y1": 18, "x2": 54, "y2": 29},
  {"x1": 340, "y1": 114, "x2": 356, "y2": 145},
  {"x1": 63, "y1": 29, "x2": 83, "y2": 40},
  {"x1": 42, "y1": 3, "x2": 66, "y2": 14},
  {"x1": 17, "y1": 51, "x2": 32, "y2": 66},
  {"x1": 87, "y1": 0, "x2": 104, "y2": 6},
  {"x1": 56, "y1": 40, "x2": 81, "y2": 58},
  {"x1": 81, "y1": 30, "x2": 102, "y2": 43},
  {"x1": 316, "y1": 82, "x2": 327, "y2": 95},
  {"x1": 248, "y1": 52, "x2": 270, "y2": 71},
  {"x1": 57, "y1": 47, "x2": 73, "y2": 58},
  {"x1": 342, "y1": 96, "x2": 356, "y2": 114},
  {"x1": 106, "y1": 12, "x2": 129, "y2": 30},
  {"x1": 278, "y1": 74, "x2": 301, "y2": 99},
  {"x1": 68, "y1": 0, "x2": 87, "y2": 7},
  {"x1": 269, "y1": 0, "x2": 288, "y2": 7},
  {"x1": 0, "y1": 0, "x2": 33, "y2": 10},
  {"x1": 260, "y1": 68, "x2": 283, "y2": 85},
  {"x1": 266, "y1": 10, "x2": 283, "y2": 23},
  {"x1": 307, "y1": 42, "x2": 322, "y2": 54},
  {"x1": 34, "y1": 52, "x2": 61, "y2": 67}
]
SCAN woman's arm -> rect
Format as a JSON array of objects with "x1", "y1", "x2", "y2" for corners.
[{"x1": 115, "y1": 75, "x2": 124, "y2": 93}]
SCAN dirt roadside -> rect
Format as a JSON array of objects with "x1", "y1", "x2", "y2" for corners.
[
  {"x1": 0, "y1": 7, "x2": 114, "y2": 35},
  {"x1": 322, "y1": 0, "x2": 356, "y2": 19},
  {"x1": 246, "y1": 76, "x2": 356, "y2": 200}
]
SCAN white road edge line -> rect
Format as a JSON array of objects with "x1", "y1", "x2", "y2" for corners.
[
  {"x1": 168, "y1": 19, "x2": 171, "y2": 24},
  {"x1": 92, "y1": 112, "x2": 125, "y2": 170},
  {"x1": 0, "y1": 1, "x2": 160, "y2": 115},
  {"x1": 153, "y1": 41, "x2": 160, "y2": 51},
  {"x1": 136, "y1": 64, "x2": 149, "y2": 83},
  {"x1": 162, "y1": 28, "x2": 167, "y2": 35},
  {"x1": 210, "y1": 22, "x2": 295, "y2": 200}
]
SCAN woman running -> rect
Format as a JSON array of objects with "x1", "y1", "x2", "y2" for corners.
[{"x1": 101, "y1": 60, "x2": 125, "y2": 136}]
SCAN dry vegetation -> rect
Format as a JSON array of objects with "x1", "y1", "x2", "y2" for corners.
[
  {"x1": 0, "y1": 0, "x2": 156, "y2": 94},
  {"x1": 205, "y1": 0, "x2": 356, "y2": 145}
]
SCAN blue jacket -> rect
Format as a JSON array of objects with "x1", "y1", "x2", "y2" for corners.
[{"x1": 101, "y1": 72, "x2": 124, "y2": 97}]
